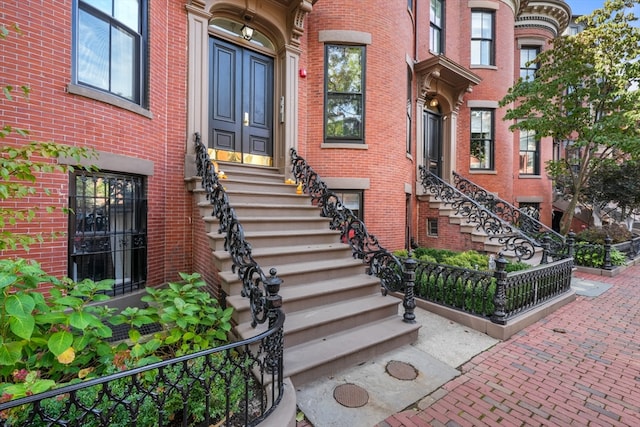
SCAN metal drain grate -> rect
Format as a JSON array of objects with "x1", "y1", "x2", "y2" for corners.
[
  {"x1": 386, "y1": 360, "x2": 418, "y2": 381},
  {"x1": 333, "y1": 383, "x2": 369, "y2": 408}
]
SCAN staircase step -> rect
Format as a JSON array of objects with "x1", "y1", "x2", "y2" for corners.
[
  {"x1": 226, "y1": 274, "x2": 381, "y2": 324},
  {"x1": 236, "y1": 295, "x2": 400, "y2": 348},
  {"x1": 283, "y1": 316, "x2": 421, "y2": 386},
  {"x1": 213, "y1": 243, "x2": 353, "y2": 272},
  {"x1": 219, "y1": 257, "x2": 367, "y2": 295},
  {"x1": 207, "y1": 229, "x2": 342, "y2": 251},
  {"x1": 226, "y1": 189, "x2": 309, "y2": 204},
  {"x1": 204, "y1": 215, "x2": 331, "y2": 233}
]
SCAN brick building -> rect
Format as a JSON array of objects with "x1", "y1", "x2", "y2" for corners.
[{"x1": 1, "y1": 0, "x2": 571, "y2": 300}]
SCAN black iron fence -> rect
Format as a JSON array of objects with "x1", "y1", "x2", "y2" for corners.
[
  {"x1": 0, "y1": 309, "x2": 285, "y2": 426},
  {"x1": 408, "y1": 254, "x2": 574, "y2": 324}
]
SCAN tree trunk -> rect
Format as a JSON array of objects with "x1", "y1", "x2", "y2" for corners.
[{"x1": 560, "y1": 195, "x2": 580, "y2": 235}]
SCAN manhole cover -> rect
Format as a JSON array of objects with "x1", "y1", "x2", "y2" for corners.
[
  {"x1": 386, "y1": 360, "x2": 418, "y2": 381},
  {"x1": 333, "y1": 383, "x2": 369, "y2": 408}
]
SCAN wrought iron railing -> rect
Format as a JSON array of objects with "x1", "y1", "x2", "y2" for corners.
[
  {"x1": 195, "y1": 133, "x2": 284, "y2": 329},
  {"x1": 0, "y1": 311, "x2": 285, "y2": 426},
  {"x1": 290, "y1": 148, "x2": 416, "y2": 323},
  {"x1": 419, "y1": 166, "x2": 538, "y2": 261},
  {"x1": 410, "y1": 254, "x2": 574, "y2": 324},
  {"x1": 452, "y1": 171, "x2": 566, "y2": 258}
]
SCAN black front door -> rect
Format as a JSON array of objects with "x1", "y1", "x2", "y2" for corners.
[
  {"x1": 210, "y1": 38, "x2": 273, "y2": 166},
  {"x1": 424, "y1": 111, "x2": 442, "y2": 177}
]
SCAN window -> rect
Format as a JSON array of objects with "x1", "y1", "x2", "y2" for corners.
[
  {"x1": 519, "y1": 129, "x2": 539, "y2": 175},
  {"x1": 520, "y1": 47, "x2": 539, "y2": 81},
  {"x1": 74, "y1": 0, "x2": 147, "y2": 106},
  {"x1": 470, "y1": 109, "x2": 494, "y2": 170},
  {"x1": 69, "y1": 171, "x2": 147, "y2": 296},
  {"x1": 568, "y1": 25, "x2": 580, "y2": 36},
  {"x1": 430, "y1": 0, "x2": 445, "y2": 54},
  {"x1": 471, "y1": 11, "x2": 494, "y2": 66},
  {"x1": 427, "y1": 218, "x2": 439, "y2": 237},
  {"x1": 333, "y1": 190, "x2": 364, "y2": 220},
  {"x1": 325, "y1": 45, "x2": 365, "y2": 143},
  {"x1": 407, "y1": 66, "x2": 412, "y2": 154}
]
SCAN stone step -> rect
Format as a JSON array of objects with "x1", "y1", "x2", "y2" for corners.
[
  {"x1": 283, "y1": 315, "x2": 420, "y2": 386},
  {"x1": 235, "y1": 295, "x2": 400, "y2": 348},
  {"x1": 226, "y1": 274, "x2": 381, "y2": 325},
  {"x1": 206, "y1": 229, "x2": 342, "y2": 251},
  {"x1": 219, "y1": 257, "x2": 367, "y2": 296},
  {"x1": 203, "y1": 215, "x2": 331, "y2": 233},
  {"x1": 212, "y1": 242, "x2": 353, "y2": 272}
]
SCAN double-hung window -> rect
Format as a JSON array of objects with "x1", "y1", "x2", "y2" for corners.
[
  {"x1": 74, "y1": 0, "x2": 148, "y2": 106},
  {"x1": 430, "y1": 0, "x2": 444, "y2": 54},
  {"x1": 519, "y1": 129, "x2": 540, "y2": 175},
  {"x1": 520, "y1": 47, "x2": 539, "y2": 81},
  {"x1": 471, "y1": 11, "x2": 494, "y2": 66},
  {"x1": 325, "y1": 45, "x2": 365, "y2": 143},
  {"x1": 470, "y1": 109, "x2": 494, "y2": 170}
]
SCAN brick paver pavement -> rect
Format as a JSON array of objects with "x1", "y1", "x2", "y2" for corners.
[{"x1": 377, "y1": 264, "x2": 640, "y2": 426}]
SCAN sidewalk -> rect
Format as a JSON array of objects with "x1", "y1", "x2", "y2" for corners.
[{"x1": 378, "y1": 264, "x2": 640, "y2": 426}]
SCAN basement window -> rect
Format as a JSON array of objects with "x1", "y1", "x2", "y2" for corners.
[{"x1": 427, "y1": 218, "x2": 439, "y2": 237}]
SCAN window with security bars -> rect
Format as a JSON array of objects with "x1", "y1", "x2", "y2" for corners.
[{"x1": 69, "y1": 171, "x2": 147, "y2": 295}]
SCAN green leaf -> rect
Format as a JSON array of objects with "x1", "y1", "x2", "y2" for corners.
[
  {"x1": 9, "y1": 314, "x2": 35, "y2": 340},
  {"x1": 5, "y1": 293, "x2": 35, "y2": 316},
  {"x1": 69, "y1": 311, "x2": 91, "y2": 330},
  {"x1": 0, "y1": 273, "x2": 17, "y2": 289},
  {"x1": 53, "y1": 296, "x2": 83, "y2": 309},
  {"x1": 128, "y1": 328, "x2": 141, "y2": 343},
  {"x1": 0, "y1": 341, "x2": 23, "y2": 365},
  {"x1": 48, "y1": 330, "x2": 73, "y2": 357},
  {"x1": 29, "y1": 379, "x2": 56, "y2": 395}
]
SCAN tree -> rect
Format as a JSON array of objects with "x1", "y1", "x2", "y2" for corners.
[
  {"x1": 583, "y1": 158, "x2": 640, "y2": 230},
  {"x1": 500, "y1": 0, "x2": 640, "y2": 235}
]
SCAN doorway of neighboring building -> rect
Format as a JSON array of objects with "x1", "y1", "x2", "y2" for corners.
[
  {"x1": 209, "y1": 38, "x2": 274, "y2": 166},
  {"x1": 424, "y1": 110, "x2": 442, "y2": 177}
]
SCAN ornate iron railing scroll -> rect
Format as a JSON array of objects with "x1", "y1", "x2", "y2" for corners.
[
  {"x1": 452, "y1": 171, "x2": 566, "y2": 258},
  {"x1": 289, "y1": 149, "x2": 407, "y2": 298},
  {"x1": 195, "y1": 132, "x2": 283, "y2": 329},
  {"x1": 419, "y1": 166, "x2": 537, "y2": 261}
]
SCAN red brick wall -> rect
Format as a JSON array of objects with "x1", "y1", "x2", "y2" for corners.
[
  {"x1": 303, "y1": 0, "x2": 417, "y2": 251},
  {"x1": 1, "y1": 1, "x2": 191, "y2": 286}
]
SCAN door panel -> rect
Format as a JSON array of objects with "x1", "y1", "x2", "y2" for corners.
[
  {"x1": 211, "y1": 41, "x2": 242, "y2": 158},
  {"x1": 210, "y1": 38, "x2": 273, "y2": 166},
  {"x1": 424, "y1": 111, "x2": 442, "y2": 177}
]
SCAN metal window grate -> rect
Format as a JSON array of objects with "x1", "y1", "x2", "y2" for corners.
[{"x1": 69, "y1": 171, "x2": 147, "y2": 295}]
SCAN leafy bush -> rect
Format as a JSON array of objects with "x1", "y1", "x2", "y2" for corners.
[
  {"x1": 576, "y1": 224, "x2": 632, "y2": 244},
  {"x1": 0, "y1": 264, "x2": 233, "y2": 402}
]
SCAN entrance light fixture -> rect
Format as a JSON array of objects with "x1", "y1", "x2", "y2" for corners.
[{"x1": 241, "y1": 25, "x2": 254, "y2": 40}]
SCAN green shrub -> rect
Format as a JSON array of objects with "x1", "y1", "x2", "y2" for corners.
[{"x1": 576, "y1": 224, "x2": 632, "y2": 244}]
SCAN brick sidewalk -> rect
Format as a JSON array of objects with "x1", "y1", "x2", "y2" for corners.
[{"x1": 377, "y1": 265, "x2": 640, "y2": 427}]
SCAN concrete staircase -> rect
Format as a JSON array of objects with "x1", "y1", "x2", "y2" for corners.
[
  {"x1": 424, "y1": 194, "x2": 543, "y2": 263},
  {"x1": 192, "y1": 162, "x2": 420, "y2": 387}
]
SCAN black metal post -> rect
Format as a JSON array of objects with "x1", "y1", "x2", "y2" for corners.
[
  {"x1": 265, "y1": 268, "x2": 283, "y2": 373},
  {"x1": 541, "y1": 234, "x2": 550, "y2": 265},
  {"x1": 603, "y1": 235, "x2": 613, "y2": 270},
  {"x1": 491, "y1": 253, "x2": 508, "y2": 325},
  {"x1": 402, "y1": 257, "x2": 417, "y2": 324}
]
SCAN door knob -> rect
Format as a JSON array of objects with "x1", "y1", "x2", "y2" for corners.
[{"x1": 243, "y1": 112, "x2": 249, "y2": 126}]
